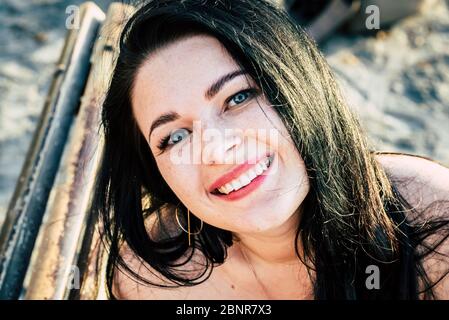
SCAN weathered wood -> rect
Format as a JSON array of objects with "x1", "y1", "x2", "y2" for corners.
[
  {"x1": 22, "y1": 2, "x2": 134, "y2": 300},
  {"x1": 0, "y1": 2, "x2": 105, "y2": 300}
]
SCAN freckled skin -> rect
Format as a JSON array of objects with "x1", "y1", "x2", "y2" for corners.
[
  {"x1": 131, "y1": 34, "x2": 310, "y2": 237},
  {"x1": 118, "y1": 34, "x2": 449, "y2": 300},
  {"x1": 124, "y1": 34, "x2": 314, "y2": 299}
]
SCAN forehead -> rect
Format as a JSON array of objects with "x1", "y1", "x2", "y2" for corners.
[{"x1": 131, "y1": 34, "x2": 241, "y2": 115}]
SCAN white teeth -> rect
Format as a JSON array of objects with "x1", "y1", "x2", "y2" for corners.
[
  {"x1": 255, "y1": 163, "x2": 264, "y2": 175},
  {"x1": 239, "y1": 173, "x2": 252, "y2": 187},
  {"x1": 247, "y1": 169, "x2": 257, "y2": 180},
  {"x1": 218, "y1": 183, "x2": 233, "y2": 195},
  {"x1": 231, "y1": 180, "x2": 242, "y2": 190},
  {"x1": 224, "y1": 183, "x2": 233, "y2": 192},
  {"x1": 215, "y1": 155, "x2": 273, "y2": 195}
]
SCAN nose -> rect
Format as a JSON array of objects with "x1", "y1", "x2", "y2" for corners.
[{"x1": 201, "y1": 129, "x2": 242, "y2": 165}]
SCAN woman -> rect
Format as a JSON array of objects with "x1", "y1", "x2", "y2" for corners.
[{"x1": 95, "y1": 0, "x2": 449, "y2": 299}]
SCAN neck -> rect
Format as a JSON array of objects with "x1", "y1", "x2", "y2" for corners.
[{"x1": 232, "y1": 206, "x2": 303, "y2": 267}]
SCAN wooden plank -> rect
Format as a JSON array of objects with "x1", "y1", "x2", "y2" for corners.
[{"x1": 0, "y1": 1, "x2": 105, "y2": 300}]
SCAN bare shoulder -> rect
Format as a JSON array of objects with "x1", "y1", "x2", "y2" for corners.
[
  {"x1": 375, "y1": 153, "x2": 449, "y2": 214},
  {"x1": 112, "y1": 243, "x2": 195, "y2": 300},
  {"x1": 112, "y1": 205, "x2": 202, "y2": 299},
  {"x1": 376, "y1": 152, "x2": 449, "y2": 299}
]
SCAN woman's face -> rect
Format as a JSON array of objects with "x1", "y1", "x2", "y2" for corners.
[{"x1": 131, "y1": 34, "x2": 309, "y2": 235}]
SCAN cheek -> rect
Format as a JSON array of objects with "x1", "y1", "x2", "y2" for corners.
[
  {"x1": 283, "y1": 136, "x2": 308, "y2": 179},
  {"x1": 155, "y1": 158, "x2": 202, "y2": 199},
  {"x1": 288, "y1": 148, "x2": 310, "y2": 200},
  {"x1": 263, "y1": 109, "x2": 297, "y2": 159},
  {"x1": 267, "y1": 110, "x2": 310, "y2": 193}
]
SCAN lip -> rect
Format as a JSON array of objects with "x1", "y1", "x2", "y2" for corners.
[{"x1": 208, "y1": 152, "x2": 274, "y2": 201}]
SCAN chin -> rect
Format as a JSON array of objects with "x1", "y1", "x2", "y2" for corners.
[{"x1": 233, "y1": 209, "x2": 297, "y2": 234}]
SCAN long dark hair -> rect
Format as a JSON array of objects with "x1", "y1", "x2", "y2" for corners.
[{"x1": 94, "y1": 0, "x2": 449, "y2": 299}]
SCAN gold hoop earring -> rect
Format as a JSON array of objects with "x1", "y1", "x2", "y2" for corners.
[{"x1": 175, "y1": 205, "x2": 203, "y2": 246}]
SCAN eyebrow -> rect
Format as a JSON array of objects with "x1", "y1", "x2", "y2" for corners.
[
  {"x1": 148, "y1": 111, "x2": 181, "y2": 140},
  {"x1": 204, "y1": 69, "x2": 247, "y2": 100},
  {"x1": 148, "y1": 69, "x2": 247, "y2": 140}
]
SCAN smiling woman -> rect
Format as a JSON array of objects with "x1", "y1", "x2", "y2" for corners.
[{"x1": 94, "y1": 0, "x2": 449, "y2": 300}]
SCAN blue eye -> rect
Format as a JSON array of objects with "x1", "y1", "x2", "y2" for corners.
[
  {"x1": 157, "y1": 128, "x2": 190, "y2": 151},
  {"x1": 168, "y1": 128, "x2": 189, "y2": 145},
  {"x1": 227, "y1": 88, "x2": 258, "y2": 108}
]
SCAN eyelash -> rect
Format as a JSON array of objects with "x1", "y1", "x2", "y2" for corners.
[{"x1": 156, "y1": 88, "x2": 259, "y2": 152}]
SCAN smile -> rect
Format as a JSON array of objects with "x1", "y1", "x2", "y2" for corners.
[{"x1": 209, "y1": 153, "x2": 274, "y2": 201}]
